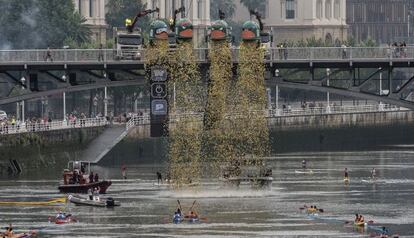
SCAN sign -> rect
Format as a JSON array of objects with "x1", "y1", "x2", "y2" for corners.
[
  {"x1": 151, "y1": 83, "x2": 167, "y2": 98},
  {"x1": 151, "y1": 100, "x2": 168, "y2": 115},
  {"x1": 151, "y1": 66, "x2": 168, "y2": 82}
]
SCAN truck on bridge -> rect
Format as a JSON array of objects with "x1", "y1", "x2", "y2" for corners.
[{"x1": 114, "y1": 8, "x2": 159, "y2": 60}]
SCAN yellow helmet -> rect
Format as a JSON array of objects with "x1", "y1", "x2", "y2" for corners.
[{"x1": 125, "y1": 18, "x2": 132, "y2": 26}]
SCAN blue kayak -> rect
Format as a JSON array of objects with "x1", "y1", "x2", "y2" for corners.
[{"x1": 173, "y1": 214, "x2": 183, "y2": 224}]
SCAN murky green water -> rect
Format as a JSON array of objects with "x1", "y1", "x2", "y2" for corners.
[{"x1": 0, "y1": 150, "x2": 413, "y2": 237}]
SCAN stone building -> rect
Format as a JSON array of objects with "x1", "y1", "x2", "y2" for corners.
[
  {"x1": 146, "y1": 0, "x2": 211, "y2": 46},
  {"x1": 232, "y1": 0, "x2": 348, "y2": 44},
  {"x1": 73, "y1": 0, "x2": 107, "y2": 44},
  {"x1": 346, "y1": 0, "x2": 410, "y2": 44}
]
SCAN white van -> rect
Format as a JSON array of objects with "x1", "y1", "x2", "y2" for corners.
[{"x1": 0, "y1": 110, "x2": 7, "y2": 120}]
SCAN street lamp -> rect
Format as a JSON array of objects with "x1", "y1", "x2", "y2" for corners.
[{"x1": 326, "y1": 68, "x2": 331, "y2": 113}]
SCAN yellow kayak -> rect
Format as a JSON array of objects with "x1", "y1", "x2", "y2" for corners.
[
  {"x1": 354, "y1": 221, "x2": 366, "y2": 227},
  {"x1": 0, "y1": 197, "x2": 66, "y2": 206}
]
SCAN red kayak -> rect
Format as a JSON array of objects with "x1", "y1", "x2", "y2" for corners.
[{"x1": 49, "y1": 214, "x2": 77, "y2": 224}]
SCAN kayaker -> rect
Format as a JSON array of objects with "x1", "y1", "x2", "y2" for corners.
[
  {"x1": 358, "y1": 214, "x2": 364, "y2": 223},
  {"x1": 302, "y1": 159, "x2": 307, "y2": 169},
  {"x1": 176, "y1": 207, "x2": 182, "y2": 216},
  {"x1": 3, "y1": 224, "x2": 13, "y2": 236},
  {"x1": 354, "y1": 214, "x2": 359, "y2": 222},
  {"x1": 56, "y1": 211, "x2": 66, "y2": 220},
  {"x1": 344, "y1": 168, "x2": 349, "y2": 179}
]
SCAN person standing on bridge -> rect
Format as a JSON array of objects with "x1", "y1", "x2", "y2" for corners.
[
  {"x1": 98, "y1": 43, "x2": 104, "y2": 61},
  {"x1": 44, "y1": 47, "x2": 53, "y2": 62}
]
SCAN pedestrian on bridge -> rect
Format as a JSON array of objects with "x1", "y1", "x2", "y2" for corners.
[{"x1": 44, "y1": 47, "x2": 53, "y2": 62}]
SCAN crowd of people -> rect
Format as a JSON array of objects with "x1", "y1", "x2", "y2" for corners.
[{"x1": 387, "y1": 42, "x2": 408, "y2": 58}]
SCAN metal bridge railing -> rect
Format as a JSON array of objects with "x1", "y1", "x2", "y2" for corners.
[
  {"x1": 0, "y1": 104, "x2": 405, "y2": 135},
  {"x1": 0, "y1": 47, "x2": 413, "y2": 63},
  {"x1": 0, "y1": 117, "x2": 108, "y2": 135}
]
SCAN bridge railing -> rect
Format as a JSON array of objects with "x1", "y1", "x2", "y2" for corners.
[
  {"x1": 1, "y1": 46, "x2": 413, "y2": 63},
  {"x1": 0, "y1": 117, "x2": 108, "y2": 135}
]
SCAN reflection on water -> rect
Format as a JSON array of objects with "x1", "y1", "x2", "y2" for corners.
[{"x1": 0, "y1": 151, "x2": 414, "y2": 237}]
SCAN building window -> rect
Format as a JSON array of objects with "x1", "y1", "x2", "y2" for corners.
[
  {"x1": 325, "y1": 0, "x2": 332, "y2": 19},
  {"x1": 316, "y1": 0, "x2": 322, "y2": 19},
  {"x1": 89, "y1": 0, "x2": 93, "y2": 17},
  {"x1": 285, "y1": 0, "x2": 295, "y2": 19},
  {"x1": 334, "y1": 0, "x2": 340, "y2": 19}
]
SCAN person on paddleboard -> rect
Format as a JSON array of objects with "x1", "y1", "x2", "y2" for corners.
[{"x1": 344, "y1": 168, "x2": 349, "y2": 179}]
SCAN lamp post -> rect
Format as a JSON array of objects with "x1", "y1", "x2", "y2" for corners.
[
  {"x1": 379, "y1": 68, "x2": 384, "y2": 111},
  {"x1": 326, "y1": 68, "x2": 331, "y2": 113}
]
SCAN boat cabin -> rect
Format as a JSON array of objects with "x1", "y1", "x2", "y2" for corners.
[{"x1": 63, "y1": 161, "x2": 92, "y2": 185}]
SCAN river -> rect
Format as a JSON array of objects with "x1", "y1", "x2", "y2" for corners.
[{"x1": 0, "y1": 150, "x2": 413, "y2": 237}]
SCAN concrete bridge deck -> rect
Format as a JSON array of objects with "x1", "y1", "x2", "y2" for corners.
[{"x1": 1, "y1": 47, "x2": 414, "y2": 71}]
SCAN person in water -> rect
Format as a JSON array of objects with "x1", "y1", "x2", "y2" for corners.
[
  {"x1": 302, "y1": 159, "x2": 307, "y2": 169},
  {"x1": 156, "y1": 172, "x2": 162, "y2": 184},
  {"x1": 371, "y1": 168, "x2": 377, "y2": 179},
  {"x1": 354, "y1": 214, "x2": 359, "y2": 222}
]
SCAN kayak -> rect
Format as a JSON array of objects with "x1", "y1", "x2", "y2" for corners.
[
  {"x1": 354, "y1": 221, "x2": 366, "y2": 227},
  {"x1": 49, "y1": 215, "x2": 77, "y2": 224},
  {"x1": 68, "y1": 194, "x2": 120, "y2": 207},
  {"x1": 0, "y1": 197, "x2": 66, "y2": 206},
  {"x1": 172, "y1": 214, "x2": 184, "y2": 224},
  {"x1": 0, "y1": 231, "x2": 36, "y2": 238},
  {"x1": 344, "y1": 177, "x2": 350, "y2": 183}
]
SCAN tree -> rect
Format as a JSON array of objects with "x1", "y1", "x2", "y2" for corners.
[
  {"x1": 106, "y1": 0, "x2": 149, "y2": 30},
  {"x1": 0, "y1": 0, "x2": 91, "y2": 49},
  {"x1": 239, "y1": 0, "x2": 266, "y2": 16},
  {"x1": 210, "y1": 0, "x2": 236, "y2": 20}
]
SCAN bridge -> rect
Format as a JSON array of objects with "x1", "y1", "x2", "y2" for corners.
[{"x1": 1, "y1": 46, "x2": 414, "y2": 110}]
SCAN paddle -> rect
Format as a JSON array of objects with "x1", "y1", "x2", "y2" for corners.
[
  {"x1": 344, "y1": 220, "x2": 374, "y2": 225},
  {"x1": 177, "y1": 200, "x2": 183, "y2": 213}
]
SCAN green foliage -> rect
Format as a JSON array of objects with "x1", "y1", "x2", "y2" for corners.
[
  {"x1": 106, "y1": 0, "x2": 149, "y2": 32},
  {"x1": 210, "y1": 0, "x2": 236, "y2": 20},
  {"x1": 0, "y1": 0, "x2": 91, "y2": 49}
]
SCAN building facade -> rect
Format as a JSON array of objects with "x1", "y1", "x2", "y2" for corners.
[
  {"x1": 347, "y1": 0, "x2": 409, "y2": 44},
  {"x1": 146, "y1": 0, "x2": 211, "y2": 46},
  {"x1": 232, "y1": 0, "x2": 348, "y2": 44},
  {"x1": 73, "y1": 0, "x2": 107, "y2": 44}
]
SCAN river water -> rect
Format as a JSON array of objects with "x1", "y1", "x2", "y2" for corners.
[{"x1": 1, "y1": 150, "x2": 414, "y2": 237}]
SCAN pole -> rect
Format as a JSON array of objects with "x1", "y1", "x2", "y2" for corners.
[
  {"x1": 326, "y1": 70, "x2": 330, "y2": 113},
  {"x1": 21, "y1": 100, "x2": 25, "y2": 125},
  {"x1": 104, "y1": 87, "x2": 108, "y2": 117},
  {"x1": 379, "y1": 71, "x2": 384, "y2": 111},
  {"x1": 409, "y1": 14, "x2": 410, "y2": 39},
  {"x1": 275, "y1": 85, "x2": 279, "y2": 115},
  {"x1": 63, "y1": 92, "x2": 66, "y2": 121},
  {"x1": 173, "y1": 82, "x2": 176, "y2": 110},
  {"x1": 16, "y1": 102, "x2": 20, "y2": 121}
]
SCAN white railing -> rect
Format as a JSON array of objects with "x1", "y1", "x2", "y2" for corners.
[
  {"x1": 0, "y1": 46, "x2": 413, "y2": 63},
  {"x1": 268, "y1": 103, "x2": 403, "y2": 117},
  {"x1": 0, "y1": 117, "x2": 108, "y2": 135},
  {"x1": 0, "y1": 104, "x2": 406, "y2": 135}
]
